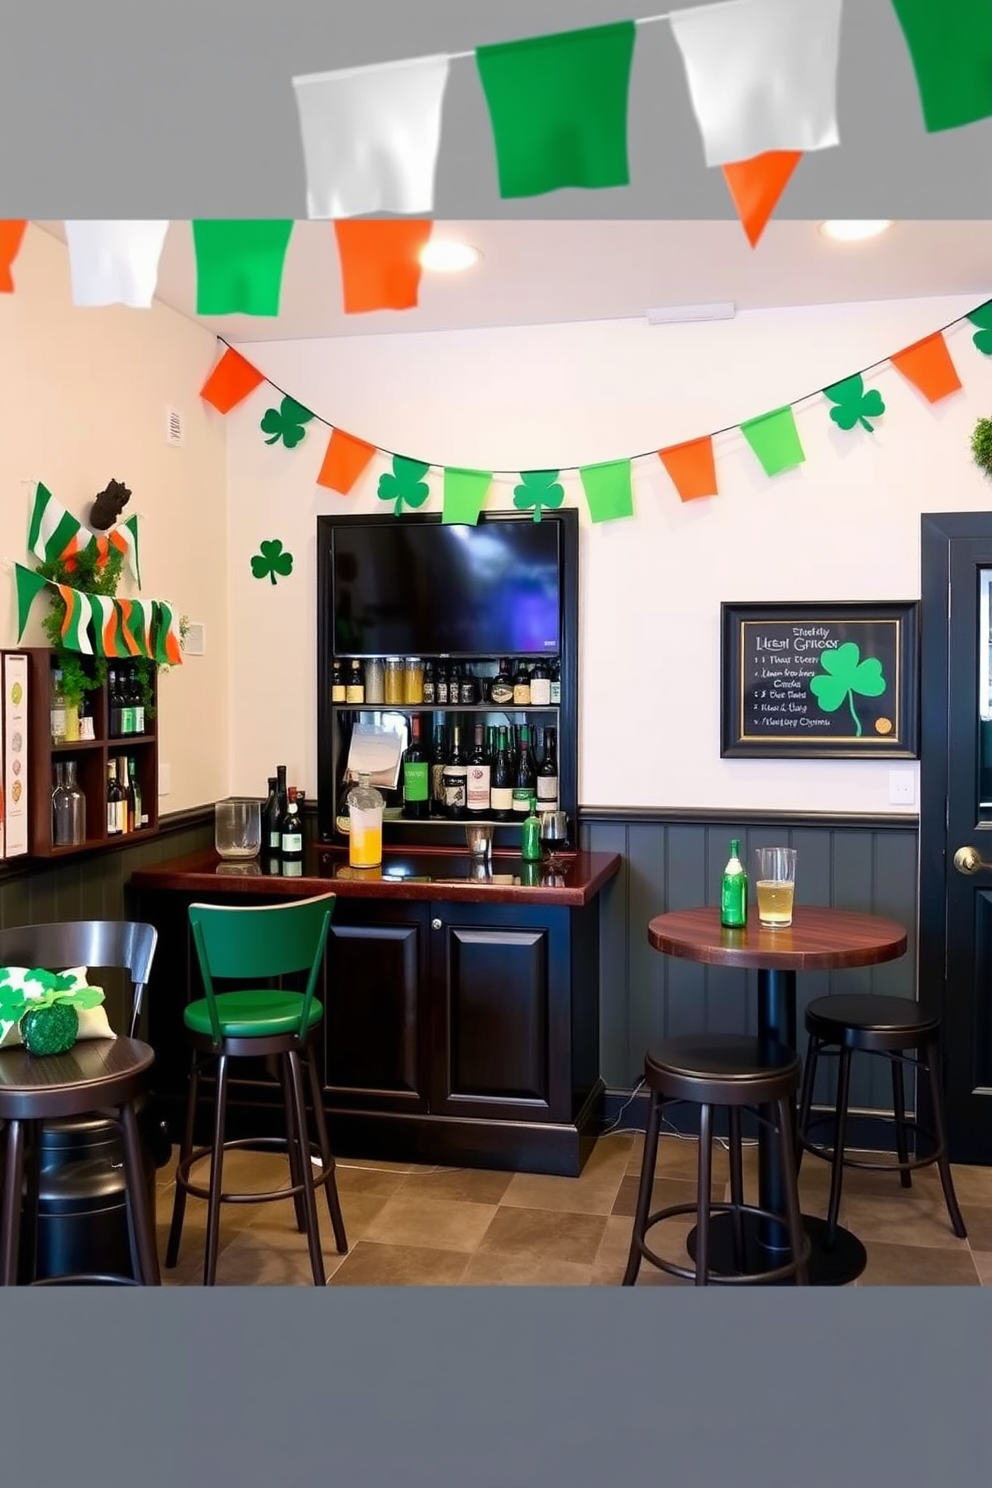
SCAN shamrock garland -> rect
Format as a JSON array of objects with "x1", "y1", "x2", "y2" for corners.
[
  {"x1": 513, "y1": 470, "x2": 565, "y2": 521},
  {"x1": 377, "y1": 455, "x2": 431, "y2": 516},
  {"x1": 251, "y1": 539, "x2": 294, "y2": 584},
  {"x1": 260, "y1": 396, "x2": 314, "y2": 448},
  {"x1": 823, "y1": 374, "x2": 886, "y2": 434},
  {"x1": 967, "y1": 302, "x2": 992, "y2": 356},
  {"x1": 809, "y1": 642, "x2": 887, "y2": 738}
]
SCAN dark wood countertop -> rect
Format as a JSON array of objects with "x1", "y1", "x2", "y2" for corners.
[{"x1": 128, "y1": 845, "x2": 622, "y2": 908}]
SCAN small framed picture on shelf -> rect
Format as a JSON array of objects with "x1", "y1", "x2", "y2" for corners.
[{"x1": 720, "y1": 600, "x2": 920, "y2": 759}]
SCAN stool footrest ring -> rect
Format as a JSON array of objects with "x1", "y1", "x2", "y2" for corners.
[
  {"x1": 800, "y1": 1111, "x2": 944, "y2": 1174},
  {"x1": 175, "y1": 1135, "x2": 335, "y2": 1206},
  {"x1": 636, "y1": 1199, "x2": 811, "y2": 1286}
]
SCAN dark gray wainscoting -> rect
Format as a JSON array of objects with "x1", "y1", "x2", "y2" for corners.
[{"x1": 579, "y1": 808, "x2": 919, "y2": 1134}]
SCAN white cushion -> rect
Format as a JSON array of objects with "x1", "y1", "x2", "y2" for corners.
[{"x1": 0, "y1": 965, "x2": 115, "y2": 1048}]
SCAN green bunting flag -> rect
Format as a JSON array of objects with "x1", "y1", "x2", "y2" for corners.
[
  {"x1": 15, "y1": 564, "x2": 179, "y2": 663},
  {"x1": 192, "y1": 220, "x2": 295, "y2": 316},
  {"x1": 578, "y1": 459, "x2": 634, "y2": 524},
  {"x1": 739, "y1": 407, "x2": 806, "y2": 477},
  {"x1": 14, "y1": 565, "x2": 47, "y2": 641},
  {"x1": 890, "y1": 0, "x2": 992, "y2": 133},
  {"x1": 442, "y1": 468, "x2": 492, "y2": 525},
  {"x1": 475, "y1": 21, "x2": 637, "y2": 198}
]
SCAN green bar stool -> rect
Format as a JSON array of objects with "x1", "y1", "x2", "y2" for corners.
[{"x1": 164, "y1": 893, "x2": 348, "y2": 1286}]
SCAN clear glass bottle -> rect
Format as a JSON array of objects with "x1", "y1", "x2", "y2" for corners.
[
  {"x1": 347, "y1": 772, "x2": 384, "y2": 868},
  {"x1": 63, "y1": 758, "x2": 86, "y2": 846},
  {"x1": 51, "y1": 762, "x2": 69, "y2": 846}
]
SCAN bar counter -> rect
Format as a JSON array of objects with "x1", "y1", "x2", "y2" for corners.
[{"x1": 128, "y1": 844, "x2": 622, "y2": 1176}]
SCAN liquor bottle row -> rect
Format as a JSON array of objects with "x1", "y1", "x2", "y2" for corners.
[
  {"x1": 332, "y1": 655, "x2": 561, "y2": 709},
  {"x1": 398, "y1": 718, "x2": 558, "y2": 822},
  {"x1": 49, "y1": 662, "x2": 149, "y2": 746},
  {"x1": 260, "y1": 764, "x2": 307, "y2": 877},
  {"x1": 106, "y1": 756, "x2": 148, "y2": 837}
]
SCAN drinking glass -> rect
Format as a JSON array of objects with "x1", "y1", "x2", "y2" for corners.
[
  {"x1": 754, "y1": 847, "x2": 797, "y2": 928},
  {"x1": 539, "y1": 810, "x2": 569, "y2": 871},
  {"x1": 215, "y1": 798, "x2": 262, "y2": 861}
]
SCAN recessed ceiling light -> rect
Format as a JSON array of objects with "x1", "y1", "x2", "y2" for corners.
[
  {"x1": 818, "y1": 220, "x2": 894, "y2": 243},
  {"x1": 419, "y1": 239, "x2": 481, "y2": 273}
]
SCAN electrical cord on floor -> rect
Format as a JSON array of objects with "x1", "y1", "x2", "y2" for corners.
[{"x1": 601, "y1": 1077, "x2": 760, "y2": 1150}]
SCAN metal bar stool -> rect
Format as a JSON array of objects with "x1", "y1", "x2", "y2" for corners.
[
  {"x1": 796, "y1": 993, "x2": 966, "y2": 1245},
  {"x1": 0, "y1": 1037, "x2": 161, "y2": 1286},
  {"x1": 623, "y1": 1034, "x2": 810, "y2": 1286}
]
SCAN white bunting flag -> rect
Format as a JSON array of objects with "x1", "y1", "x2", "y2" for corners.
[
  {"x1": 669, "y1": 0, "x2": 844, "y2": 169},
  {"x1": 64, "y1": 221, "x2": 170, "y2": 308},
  {"x1": 292, "y1": 54, "x2": 451, "y2": 219}
]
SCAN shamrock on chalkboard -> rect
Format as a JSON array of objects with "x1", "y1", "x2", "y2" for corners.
[
  {"x1": 512, "y1": 470, "x2": 565, "y2": 522},
  {"x1": 967, "y1": 301, "x2": 992, "y2": 356},
  {"x1": 377, "y1": 456, "x2": 431, "y2": 516},
  {"x1": 250, "y1": 539, "x2": 294, "y2": 585},
  {"x1": 809, "y1": 642, "x2": 886, "y2": 739},
  {"x1": 823, "y1": 374, "x2": 885, "y2": 433},
  {"x1": 260, "y1": 396, "x2": 314, "y2": 448}
]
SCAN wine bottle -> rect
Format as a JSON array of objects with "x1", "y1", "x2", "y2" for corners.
[
  {"x1": 430, "y1": 721, "x2": 448, "y2": 817},
  {"x1": 436, "y1": 662, "x2": 450, "y2": 706},
  {"x1": 131, "y1": 668, "x2": 146, "y2": 735},
  {"x1": 490, "y1": 727, "x2": 513, "y2": 822},
  {"x1": 117, "y1": 757, "x2": 132, "y2": 834},
  {"x1": 536, "y1": 727, "x2": 558, "y2": 813},
  {"x1": 460, "y1": 668, "x2": 478, "y2": 705},
  {"x1": 720, "y1": 838, "x2": 748, "y2": 929},
  {"x1": 346, "y1": 660, "x2": 365, "y2": 704},
  {"x1": 490, "y1": 657, "x2": 513, "y2": 705},
  {"x1": 512, "y1": 661, "x2": 531, "y2": 706},
  {"x1": 529, "y1": 659, "x2": 551, "y2": 706},
  {"x1": 108, "y1": 668, "x2": 121, "y2": 737},
  {"x1": 422, "y1": 660, "x2": 436, "y2": 705},
  {"x1": 331, "y1": 658, "x2": 346, "y2": 704},
  {"x1": 106, "y1": 761, "x2": 124, "y2": 837},
  {"x1": 120, "y1": 669, "x2": 135, "y2": 737},
  {"x1": 128, "y1": 755, "x2": 145, "y2": 829},
  {"x1": 402, "y1": 715, "x2": 430, "y2": 820},
  {"x1": 280, "y1": 787, "x2": 304, "y2": 875},
  {"x1": 262, "y1": 775, "x2": 280, "y2": 865},
  {"x1": 549, "y1": 659, "x2": 561, "y2": 706},
  {"x1": 442, "y1": 725, "x2": 468, "y2": 820},
  {"x1": 512, "y1": 725, "x2": 536, "y2": 818},
  {"x1": 467, "y1": 722, "x2": 491, "y2": 817}
]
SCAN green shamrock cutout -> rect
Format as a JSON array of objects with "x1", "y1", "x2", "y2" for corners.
[
  {"x1": 377, "y1": 456, "x2": 431, "y2": 516},
  {"x1": 823, "y1": 374, "x2": 886, "y2": 433},
  {"x1": 260, "y1": 396, "x2": 314, "y2": 448},
  {"x1": 512, "y1": 470, "x2": 565, "y2": 522},
  {"x1": 250, "y1": 539, "x2": 294, "y2": 585},
  {"x1": 968, "y1": 301, "x2": 992, "y2": 356},
  {"x1": 809, "y1": 642, "x2": 886, "y2": 738}
]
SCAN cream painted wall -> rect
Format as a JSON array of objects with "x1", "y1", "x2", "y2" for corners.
[
  {"x1": 225, "y1": 291, "x2": 992, "y2": 813},
  {"x1": 0, "y1": 224, "x2": 228, "y2": 814}
]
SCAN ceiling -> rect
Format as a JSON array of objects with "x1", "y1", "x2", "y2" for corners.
[{"x1": 35, "y1": 219, "x2": 992, "y2": 343}]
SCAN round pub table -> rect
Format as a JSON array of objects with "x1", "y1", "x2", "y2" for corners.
[{"x1": 647, "y1": 905, "x2": 908, "y2": 1286}]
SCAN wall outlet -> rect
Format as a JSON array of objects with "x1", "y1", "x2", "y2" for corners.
[
  {"x1": 159, "y1": 763, "x2": 171, "y2": 796},
  {"x1": 888, "y1": 770, "x2": 915, "y2": 806}
]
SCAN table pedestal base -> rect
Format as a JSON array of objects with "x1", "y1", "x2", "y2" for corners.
[{"x1": 686, "y1": 1213, "x2": 867, "y2": 1287}]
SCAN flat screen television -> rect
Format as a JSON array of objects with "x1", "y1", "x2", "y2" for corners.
[{"x1": 329, "y1": 515, "x2": 563, "y2": 658}]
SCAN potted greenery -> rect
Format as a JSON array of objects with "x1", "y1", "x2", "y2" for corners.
[
  {"x1": 972, "y1": 416, "x2": 992, "y2": 480},
  {"x1": 0, "y1": 969, "x2": 107, "y2": 1057}
]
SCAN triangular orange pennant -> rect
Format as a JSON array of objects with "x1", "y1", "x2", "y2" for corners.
[
  {"x1": 199, "y1": 347, "x2": 266, "y2": 414},
  {"x1": 658, "y1": 437, "x2": 718, "y2": 501},
  {"x1": 316, "y1": 428, "x2": 377, "y2": 494},
  {"x1": 0, "y1": 220, "x2": 27, "y2": 291},
  {"x1": 333, "y1": 220, "x2": 434, "y2": 314},
  {"x1": 721, "y1": 152, "x2": 803, "y2": 248},
  {"x1": 890, "y1": 332, "x2": 962, "y2": 404}
]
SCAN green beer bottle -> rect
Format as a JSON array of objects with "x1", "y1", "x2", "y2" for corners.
[{"x1": 720, "y1": 838, "x2": 748, "y2": 929}]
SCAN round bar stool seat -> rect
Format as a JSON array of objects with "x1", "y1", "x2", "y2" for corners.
[
  {"x1": 797, "y1": 993, "x2": 966, "y2": 1245},
  {"x1": 0, "y1": 1038, "x2": 161, "y2": 1287},
  {"x1": 623, "y1": 1034, "x2": 810, "y2": 1287}
]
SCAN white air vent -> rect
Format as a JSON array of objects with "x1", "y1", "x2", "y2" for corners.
[
  {"x1": 165, "y1": 406, "x2": 184, "y2": 446},
  {"x1": 183, "y1": 621, "x2": 205, "y2": 656}
]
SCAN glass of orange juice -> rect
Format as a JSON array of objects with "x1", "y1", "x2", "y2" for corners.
[
  {"x1": 754, "y1": 847, "x2": 797, "y2": 928},
  {"x1": 347, "y1": 773, "x2": 384, "y2": 868}
]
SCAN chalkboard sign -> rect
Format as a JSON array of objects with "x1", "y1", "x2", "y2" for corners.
[{"x1": 721, "y1": 602, "x2": 919, "y2": 759}]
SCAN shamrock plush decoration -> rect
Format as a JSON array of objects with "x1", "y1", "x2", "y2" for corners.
[
  {"x1": 512, "y1": 470, "x2": 565, "y2": 522},
  {"x1": 809, "y1": 642, "x2": 886, "y2": 739},
  {"x1": 260, "y1": 396, "x2": 314, "y2": 448},
  {"x1": 251, "y1": 539, "x2": 294, "y2": 585},
  {"x1": 377, "y1": 456, "x2": 431, "y2": 516},
  {"x1": 823, "y1": 375, "x2": 885, "y2": 433},
  {"x1": 967, "y1": 301, "x2": 992, "y2": 356}
]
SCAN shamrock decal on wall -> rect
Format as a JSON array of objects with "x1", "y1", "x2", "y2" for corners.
[
  {"x1": 251, "y1": 539, "x2": 294, "y2": 585},
  {"x1": 512, "y1": 470, "x2": 565, "y2": 522},
  {"x1": 260, "y1": 396, "x2": 314, "y2": 448},
  {"x1": 967, "y1": 301, "x2": 992, "y2": 356},
  {"x1": 377, "y1": 456, "x2": 431, "y2": 516},
  {"x1": 823, "y1": 375, "x2": 886, "y2": 433},
  {"x1": 809, "y1": 642, "x2": 886, "y2": 739}
]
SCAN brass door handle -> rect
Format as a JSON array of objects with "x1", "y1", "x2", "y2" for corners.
[{"x1": 953, "y1": 845, "x2": 992, "y2": 875}]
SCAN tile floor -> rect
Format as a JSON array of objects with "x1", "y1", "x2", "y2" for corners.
[{"x1": 155, "y1": 1129, "x2": 992, "y2": 1286}]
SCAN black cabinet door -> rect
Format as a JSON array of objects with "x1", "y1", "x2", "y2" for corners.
[
  {"x1": 323, "y1": 899, "x2": 431, "y2": 1115},
  {"x1": 427, "y1": 901, "x2": 572, "y2": 1123}
]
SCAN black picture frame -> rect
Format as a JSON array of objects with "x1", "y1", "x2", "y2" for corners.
[{"x1": 720, "y1": 601, "x2": 920, "y2": 759}]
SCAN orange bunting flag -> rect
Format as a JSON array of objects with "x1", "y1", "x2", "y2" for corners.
[
  {"x1": 199, "y1": 348, "x2": 265, "y2": 414},
  {"x1": 317, "y1": 428, "x2": 378, "y2": 493},
  {"x1": 0, "y1": 220, "x2": 27, "y2": 291},
  {"x1": 890, "y1": 332, "x2": 962, "y2": 404},
  {"x1": 658, "y1": 437, "x2": 718, "y2": 502},
  {"x1": 721, "y1": 152, "x2": 803, "y2": 248},
  {"x1": 333, "y1": 219, "x2": 434, "y2": 314}
]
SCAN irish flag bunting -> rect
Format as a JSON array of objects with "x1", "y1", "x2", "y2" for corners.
[
  {"x1": 889, "y1": 332, "x2": 962, "y2": 404},
  {"x1": 27, "y1": 482, "x2": 141, "y2": 585},
  {"x1": 0, "y1": 221, "x2": 27, "y2": 292},
  {"x1": 14, "y1": 564, "x2": 181, "y2": 664},
  {"x1": 293, "y1": 55, "x2": 452, "y2": 219},
  {"x1": 442, "y1": 468, "x2": 493, "y2": 526},
  {"x1": 192, "y1": 220, "x2": 294, "y2": 317},
  {"x1": 889, "y1": 0, "x2": 992, "y2": 134},
  {"x1": 199, "y1": 347, "x2": 266, "y2": 414},
  {"x1": 333, "y1": 219, "x2": 434, "y2": 313},
  {"x1": 65, "y1": 220, "x2": 169, "y2": 308},
  {"x1": 658, "y1": 437, "x2": 719, "y2": 502},
  {"x1": 56, "y1": 583, "x2": 93, "y2": 654},
  {"x1": 317, "y1": 428, "x2": 378, "y2": 494},
  {"x1": 739, "y1": 407, "x2": 806, "y2": 477}
]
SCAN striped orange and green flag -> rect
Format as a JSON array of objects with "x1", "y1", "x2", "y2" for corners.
[
  {"x1": 57, "y1": 584, "x2": 93, "y2": 654},
  {"x1": 116, "y1": 598, "x2": 152, "y2": 657},
  {"x1": 151, "y1": 601, "x2": 183, "y2": 666},
  {"x1": 27, "y1": 482, "x2": 84, "y2": 566}
]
